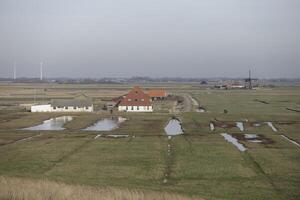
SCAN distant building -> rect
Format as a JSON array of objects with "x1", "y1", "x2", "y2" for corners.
[
  {"x1": 148, "y1": 89, "x2": 167, "y2": 100},
  {"x1": 31, "y1": 94, "x2": 93, "y2": 112},
  {"x1": 229, "y1": 81, "x2": 245, "y2": 89},
  {"x1": 118, "y1": 86, "x2": 153, "y2": 112},
  {"x1": 200, "y1": 81, "x2": 208, "y2": 85}
]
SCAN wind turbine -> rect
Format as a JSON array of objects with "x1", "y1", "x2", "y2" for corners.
[
  {"x1": 40, "y1": 61, "x2": 43, "y2": 81},
  {"x1": 13, "y1": 61, "x2": 17, "y2": 80}
]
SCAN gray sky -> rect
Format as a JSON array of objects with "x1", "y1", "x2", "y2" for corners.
[{"x1": 0, "y1": 0, "x2": 299, "y2": 78}]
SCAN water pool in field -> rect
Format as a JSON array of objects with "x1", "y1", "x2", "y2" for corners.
[
  {"x1": 83, "y1": 117, "x2": 126, "y2": 131},
  {"x1": 164, "y1": 118, "x2": 183, "y2": 136},
  {"x1": 22, "y1": 116, "x2": 73, "y2": 131}
]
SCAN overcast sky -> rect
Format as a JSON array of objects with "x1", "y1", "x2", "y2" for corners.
[{"x1": 0, "y1": 0, "x2": 299, "y2": 78}]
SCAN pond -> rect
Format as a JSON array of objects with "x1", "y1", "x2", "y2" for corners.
[
  {"x1": 22, "y1": 116, "x2": 73, "y2": 131},
  {"x1": 83, "y1": 117, "x2": 126, "y2": 131},
  {"x1": 245, "y1": 134, "x2": 262, "y2": 143},
  {"x1": 236, "y1": 122, "x2": 244, "y2": 131},
  {"x1": 210, "y1": 122, "x2": 215, "y2": 131},
  {"x1": 164, "y1": 118, "x2": 183, "y2": 136},
  {"x1": 221, "y1": 133, "x2": 247, "y2": 152}
]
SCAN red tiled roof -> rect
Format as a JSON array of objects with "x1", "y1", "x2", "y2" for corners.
[
  {"x1": 148, "y1": 89, "x2": 166, "y2": 97},
  {"x1": 119, "y1": 86, "x2": 151, "y2": 106}
]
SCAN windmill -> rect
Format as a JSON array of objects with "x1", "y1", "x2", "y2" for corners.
[
  {"x1": 40, "y1": 61, "x2": 43, "y2": 81},
  {"x1": 244, "y1": 69, "x2": 257, "y2": 89},
  {"x1": 13, "y1": 61, "x2": 16, "y2": 80}
]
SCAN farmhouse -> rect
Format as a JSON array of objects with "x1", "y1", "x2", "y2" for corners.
[
  {"x1": 31, "y1": 94, "x2": 93, "y2": 112},
  {"x1": 118, "y1": 86, "x2": 153, "y2": 112},
  {"x1": 148, "y1": 89, "x2": 167, "y2": 100}
]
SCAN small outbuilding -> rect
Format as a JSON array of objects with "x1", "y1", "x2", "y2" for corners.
[{"x1": 147, "y1": 89, "x2": 167, "y2": 100}]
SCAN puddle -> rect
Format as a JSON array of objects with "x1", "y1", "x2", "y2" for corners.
[
  {"x1": 190, "y1": 96, "x2": 199, "y2": 106},
  {"x1": 22, "y1": 116, "x2": 73, "y2": 131},
  {"x1": 197, "y1": 108, "x2": 206, "y2": 113},
  {"x1": 197, "y1": 106, "x2": 206, "y2": 113},
  {"x1": 236, "y1": 122, "x2": 244, "y2": 131},
  {"x1": 244, "y1": 134, "x2": 262, "y2": 143},
  {"x1": 250, "y1": 140, "x2": 263, "y2": 143},
  {"x1": 95, "y1": 134, "x2": 129, "y2": 139},
  {"x1": 83, "y1": 117, "x2": 126, "y2": 131},
  {"x1": 232, "y1": 133, "x2": 273, "y2": 144},
  {"x1": 210, "y1": 122, "x2": 215, "y2": 131},
  {"x1": 164, "y1": 118, "x2": 183, "y2": 136},
  {"x1": 266, "y1": 122, "x2": 278, "y2": 132},
  {"x1": 221, "y1": 133, "x2": 247, "y2": 152},
  {"x1": 94, "y1": 134, "x2": 102, "y2": 139},
  {"x1": 281, "y1": 135, "x2": 300, "y2": 147},
  {"x1": 245, "y1": 134, "x2": 257, "y2": 139},
  {"x1": 252, "y1": 123, "x2": 261, "y2": 127}
]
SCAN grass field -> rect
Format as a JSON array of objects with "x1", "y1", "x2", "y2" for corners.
[{"x1": 0, "y1": 83, "x2": 299, "y2": 200}]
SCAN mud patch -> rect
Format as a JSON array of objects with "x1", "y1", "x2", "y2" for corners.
[
  {"x1": 214, "y1": 121, "x2": 236, "y2": 129},
  {"x1": 254, "y1": 99, "x2": 269, "y2": 104},
  {"x1": 286, "y1": 108, "x2": 300, "y2": 113}
]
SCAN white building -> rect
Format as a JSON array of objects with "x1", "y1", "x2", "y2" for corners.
[{"x1": 31, "y1": 95, "x2": 93, "y2": 112}]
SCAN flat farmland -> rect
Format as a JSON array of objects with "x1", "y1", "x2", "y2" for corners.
[{"x1": 0, "y1": 83, "x2": 299, "y2": 200}]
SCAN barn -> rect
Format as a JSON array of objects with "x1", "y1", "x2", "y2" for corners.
[
  {"x1": 31, "y1": 94, "x2": 93, "y2": 112},
  {"x1": 118, "y1": 86, "x2": 153, "y2": 112}
]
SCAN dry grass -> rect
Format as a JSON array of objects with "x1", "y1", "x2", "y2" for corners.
[{"x1": 0, "y1": 176, "x2": 201, "y2": 200}]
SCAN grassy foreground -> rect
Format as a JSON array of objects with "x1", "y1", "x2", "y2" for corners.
[{"x1": 0, "y1": 176, "x2": 200, "y2": 200}]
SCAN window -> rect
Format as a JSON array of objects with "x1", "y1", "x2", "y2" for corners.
[
  {"x1": 74, "y1": 107, "x2": 77, "y2": 109},
  {"x1": 65, "y1": 107, "x2": 68, "y2": 110},
  {"x1": 135, "y1": 99, "x2": 138, "y2": 101},
  {"x1": 137, "y1": 106, "x2": 139, "y2": 110},
  {"x1": 126, "y1": 106, "x2": 128, "y2": 110},
  {"x1": 128, "y1": 99, "x2": 132, "y2": 101},
  {"x1": 131, "y1": 106, "x2": 134, "y2": 110},
  {"x1": 85, "y1": 107, "x2": 89, "y2": 110},
  {"x1": 53, "y1": 107, "x2": 56, "y2": 110},
  {"x1": 141, "y1": 99, "x2": 144, "y2": 101}
]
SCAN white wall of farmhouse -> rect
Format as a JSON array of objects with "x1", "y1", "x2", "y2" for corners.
[
  {"x1": 31, "y1": 105, "x2": 93, "y2": 112},
  {"x1": 118, "y1": 105, "x2": 153, "y2": 112},
  {"x1": 31, "y1": 104, "x2": 52, "y2": 112}
]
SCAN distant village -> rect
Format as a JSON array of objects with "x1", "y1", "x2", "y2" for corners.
[{"x1": 1, "y1": 76, "x2": 300, "y2": 87}]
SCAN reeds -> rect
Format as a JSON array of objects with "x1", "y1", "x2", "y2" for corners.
[{"x1": 0, "y1": 176, "x2": 201, "y2": 200}]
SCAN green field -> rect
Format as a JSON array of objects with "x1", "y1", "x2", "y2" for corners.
[{"x1": 0, "y1": 83, "x2": 299, "y2": 200}]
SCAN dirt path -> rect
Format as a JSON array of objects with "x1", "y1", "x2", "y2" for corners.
[
  {"x1": 0, "y1": 133, "x2": 43, "y2": 147},
  {"x1": 43, "y1": 139, "x2": 93, "y2": 175}
]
